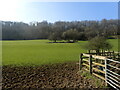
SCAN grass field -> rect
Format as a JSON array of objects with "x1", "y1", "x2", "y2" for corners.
[
  {"x1": 108, "y1": 39, "x2": 119, "y2": 51},
  {"x1": 2, "y1": 39, "x2": 118, "y2": 66}
]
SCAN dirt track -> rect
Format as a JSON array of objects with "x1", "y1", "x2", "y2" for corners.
[{"x1": 2, "y1": 62, "x2": 105, "y2": 89}]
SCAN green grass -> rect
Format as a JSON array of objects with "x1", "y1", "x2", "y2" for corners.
[
  {"x1": 78, "y1": 70, "x2": 106, "y2": 88},
  {"x1": 2, "y1": 39, "x2": 118, "y2": 66},
  {"x1": 2, "y1": 40, "x2": 87, "y2": 66},
  {"x1": 108, "y1": 39, "x2": 119, "y2": 51}
]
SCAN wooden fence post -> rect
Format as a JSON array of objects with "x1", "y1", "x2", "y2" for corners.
[
  {"x1": 110, "y1": 51, "x2": 111, "y2": 57},
  {"x1": 113, "y1": 51, "x2": 116, "y2": 60},
  {"x1": 101, "y1": 51, "x2": 103, "y2": 56},
  {"x1": 79, "y1": 53, "x2": 83, "y2": 70},
  {"x1": 88, "y1": 50, "x2": 90, "y2": 54},
  {"x1": 105, "y1": 59, "x2": 108, "y2": 86},
  {"x1": 118, "y1": 51, "x2": 120, "y2": 59},
  {"x1": 89, "y1": 54, "x2": 92, "y2": 74}
]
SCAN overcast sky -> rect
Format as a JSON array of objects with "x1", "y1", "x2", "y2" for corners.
[{"x1": 0, "y1": 0, "x2": 118, "y2": 23}]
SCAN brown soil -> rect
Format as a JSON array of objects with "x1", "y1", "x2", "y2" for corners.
[{"x1": 2, "y1": 62, "x2": 105, "y2": 89}]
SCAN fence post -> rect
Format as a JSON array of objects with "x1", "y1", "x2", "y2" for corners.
[
  {"x1": 110, "y1": 51, "x2": 111, "y2": 57},
  {"x1": 113, "y1": 51, "x2": 116, "y2": 60},
  {"x1": 105, "y1": 59, "x2": 108, "y2": 86},
  {"x1": 79, "y1": 53, "x2": 83, "y2": 70},
  {"x1": 89, "y1": 54, "x2": 92, "y2": 74},
  {"x1": 102, "y1": 50, "x2": 103, "y2": 56},
  {"x1": 88, "y1": 50, "x2": 90, "y2": 54},
  {"x1": 118, "y1": 51, "x2": 120, "y2": 59}
]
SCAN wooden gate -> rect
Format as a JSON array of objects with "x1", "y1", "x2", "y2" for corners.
[{"x1": 79, "y1": 53, "x2": 120, "y2": 89}]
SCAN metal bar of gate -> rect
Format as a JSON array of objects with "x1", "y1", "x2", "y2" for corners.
[{"x1": 105, "y1": 59, "x2": 120, "y2": 90}]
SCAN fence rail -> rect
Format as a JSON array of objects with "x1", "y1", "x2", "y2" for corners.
[{"x1": 79, "y1": 52, "x2": 120, "y2": 90}]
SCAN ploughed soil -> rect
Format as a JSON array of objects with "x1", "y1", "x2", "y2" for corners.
[{"x1": 2, "y1": 61, "x2": 105, "y2": 89}]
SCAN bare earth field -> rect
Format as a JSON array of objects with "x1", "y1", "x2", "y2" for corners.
[{"x1": 2, "y1": 61, "x2": 107, "y2": 89}]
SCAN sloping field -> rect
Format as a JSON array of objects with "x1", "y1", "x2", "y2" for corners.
[
  {"x1": 2, "y1": 40, "x2": 87, "y2": 66},
  {"x1": 2, "y1": 39, "x2": 118, "y2": 66}
]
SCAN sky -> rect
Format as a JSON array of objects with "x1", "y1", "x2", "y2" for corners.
[{"x1": 0, "y1": 0, "x2": 118, "y2": 23}]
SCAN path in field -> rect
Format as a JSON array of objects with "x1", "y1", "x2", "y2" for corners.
[{"x1": 2, "y1": 62, "x2": 105, "y2": 89}]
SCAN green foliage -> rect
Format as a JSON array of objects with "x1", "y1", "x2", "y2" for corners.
[
  {"x1": 2, "y1": 19, "x2": 118, "y2": 40},
  {"x1": 49, "y1": 33, "x2": 59, "y2": 42},
  {"x1": 86, "y1": 36, "x2": 112, "y2": 51},
  {"x1": 62, "y1": 29, "x2": 79, "y2": 42}
]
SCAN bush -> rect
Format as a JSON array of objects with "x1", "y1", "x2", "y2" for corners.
[{"x1": 85, "y1": 36, "x2": 112, "y2": 55}]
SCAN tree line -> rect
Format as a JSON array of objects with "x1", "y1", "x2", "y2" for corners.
[{"x1": 2, "y1": 19, "x2": 119, "y2": 42}]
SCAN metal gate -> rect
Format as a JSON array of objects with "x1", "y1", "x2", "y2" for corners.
[{"x1": 105, "y1": 59, "x2": 120, "y2": 90}]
